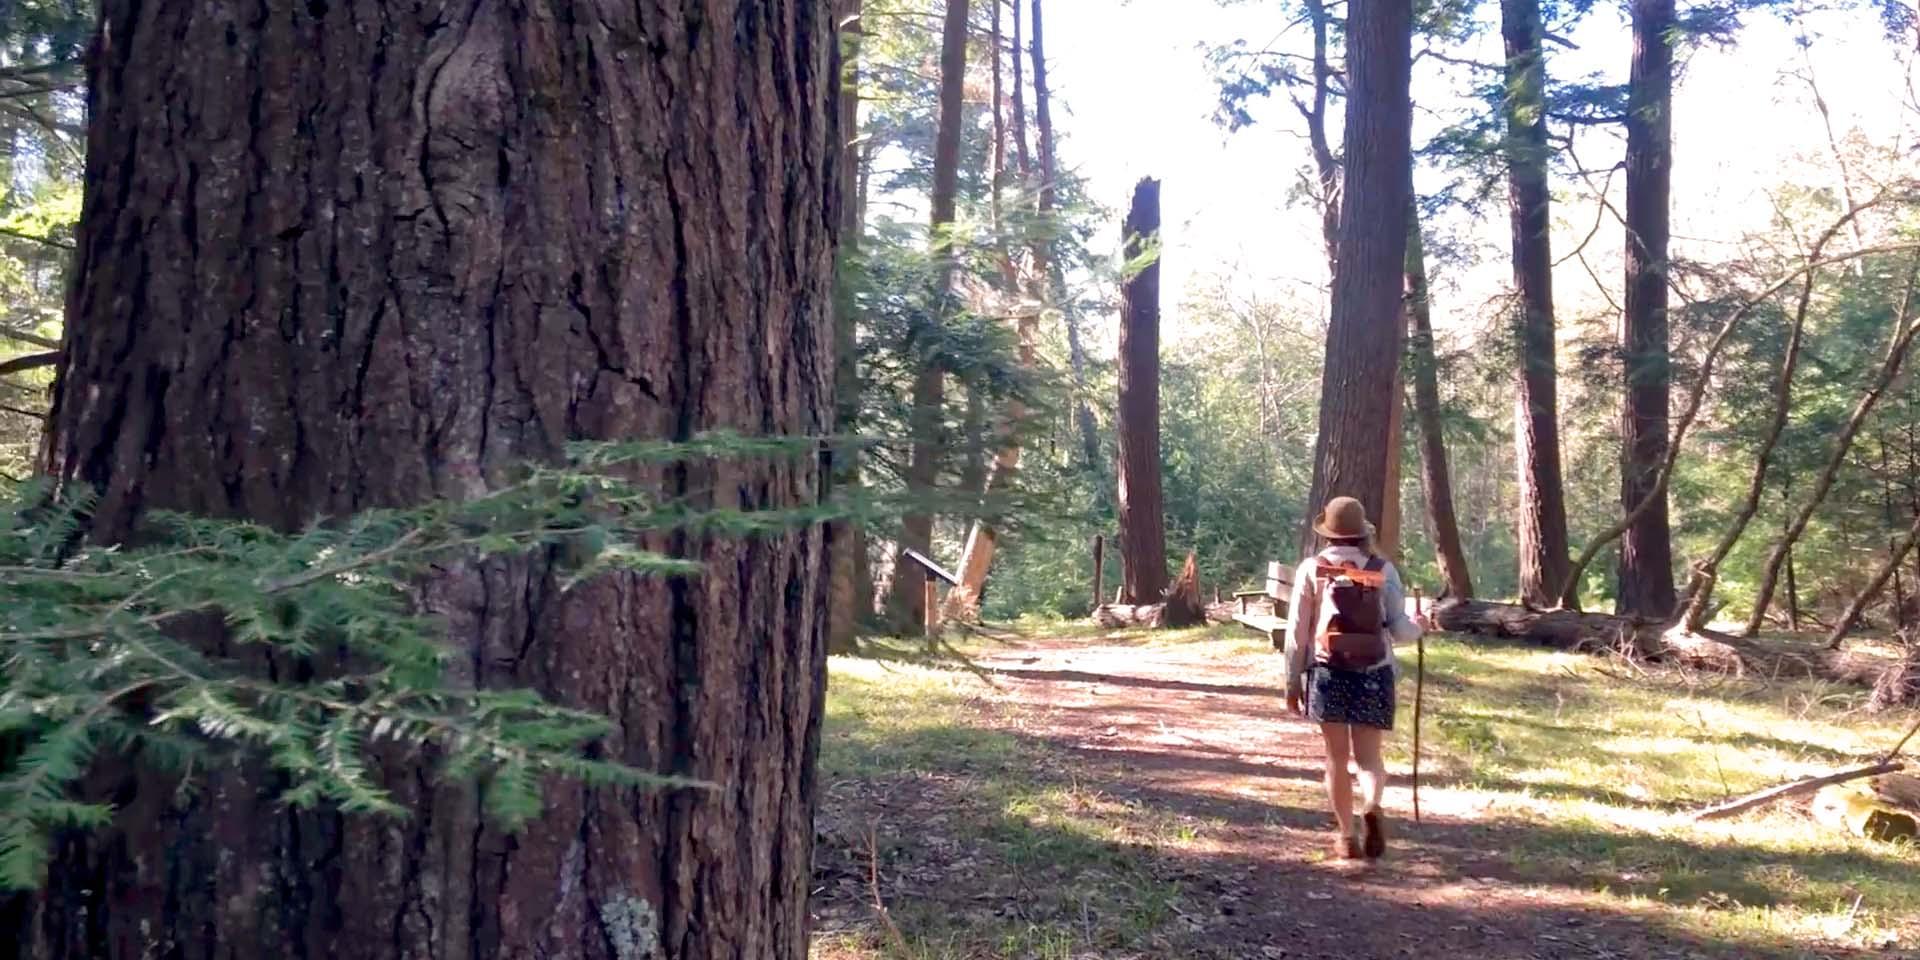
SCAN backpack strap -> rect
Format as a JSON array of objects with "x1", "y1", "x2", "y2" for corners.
[{"x1": 1363, "y1": 554, "x2": 1385, "y2": 573}]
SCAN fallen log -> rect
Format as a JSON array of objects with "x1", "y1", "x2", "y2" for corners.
[
  {"x1": 1692, "y1": 761, "x2": 1904, "y2": 821},
  {"x1": 1433, "y1": 599, "x2": 1663, "y2": 653},
  {"x1": 1432, "y1": 599, "x2": 1745, "y2": 672},
  {"x1": 1094, "y1": 603, "x2": 1163, "y2": 628}
]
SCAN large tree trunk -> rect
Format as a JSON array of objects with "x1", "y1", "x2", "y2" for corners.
[
  {"x1": 1747, "y1": 253, "x2": 1920, "y2": 635},
  {"x1": 1617, "y1": 0, "x2": 1679, "y2": 618},
  {"x1": 20, "y1": 2, "x2": 839, "y2": 958},
  {"x1": 887, "y1": 0, "x2": 970, "y2": 630},
  {"x1": 1502, "y1": 0, "x2": 1573, "y2": 609},
  {"x1": 1116, "y1": 178, "x2": 1168, "y2": 604},
  {"x1": 1681, "y1": 214, "x2": 1860, "y2": 632},
  {"x1": 829, "y1": 0, "x2": 870, "y2": 655},
  {"x1": 1405, "y1": 201, "x2": 1476, "y2": 600},
  {"x1": 1300, "y1": 0, "x2": 1412, "y2": 555}
]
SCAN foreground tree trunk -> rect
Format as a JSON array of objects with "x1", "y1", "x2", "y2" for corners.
[
  {"x1": 1617, "y1": 0, "x2": 1679, "y2": 618},
  {"x1": 21, "y1": 2, "x2": 839, "y2": 958},
  {"x1": 829, "y1": 0, "x2": 870, "y2": 654},
  {"x1": 1116, "y1": 178, "x2": 1168, "y2": 603},
  {"x1": 1502, "y1": 0, "x2": 1573, "y2": 608},
  {"x1": 1405, "y1": 202, "x2": 1475, "y2": 599},
  {"x1": 887, "y1": 0, "x2": 970, "y2": 630},
  {"x1": 1301, "y1": 0, "x2": 1412, "y2": 554},
  {"x1": 1747, "y1": 254, "x2": 1920, "y2": 635}
]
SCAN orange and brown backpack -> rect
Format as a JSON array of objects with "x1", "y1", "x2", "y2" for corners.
[{"x1": 1313, "y1": 555, "x2": 1389, "y2": 671}]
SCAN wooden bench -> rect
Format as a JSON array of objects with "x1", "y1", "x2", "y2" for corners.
[{"x1": 1230, "y1": 561, "x2": 1293, "y2": 650}]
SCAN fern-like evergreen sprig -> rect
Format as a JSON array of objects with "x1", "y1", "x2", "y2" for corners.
[{"x1": 0, "y1": 433, "x2": 826, "y2": 890}]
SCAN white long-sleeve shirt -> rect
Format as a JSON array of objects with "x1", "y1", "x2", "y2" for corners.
[{"x1": 1282, "y1": 546, "x2": 1422, "y2": 698}]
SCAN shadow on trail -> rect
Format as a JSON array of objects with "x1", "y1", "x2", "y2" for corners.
[
  {"x1": 819, "y1": 700, "x2": 1911, "y2": 960},
  {"x1": 981, "y1": 666, "x2": 1285, "y2": 699}
]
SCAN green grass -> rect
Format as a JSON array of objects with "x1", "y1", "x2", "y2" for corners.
[
  {"x1": 815, "y1": 652, "x2": 1187, "y2": 960},
  {"x1": 1405, "y1": 637, "x2": 1920, "y2": 951},
  {"x1": 813, "y1": 629, "x2": 1920, "y2": 958}
]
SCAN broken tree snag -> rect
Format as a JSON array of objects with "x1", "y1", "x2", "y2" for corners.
[
  {"x1": 1432, "y1": 599, "x2": 1744, "y2": 672},
  {"x1": 1693, "y1": 761, "x2": 1905, "y2": 821},
  {"x1": 1160, "y1": 552, "x2": 1206, "y2": 628},
  {"x1": 1093, "y1": 552, "x2": 1206, "y2": 630}
]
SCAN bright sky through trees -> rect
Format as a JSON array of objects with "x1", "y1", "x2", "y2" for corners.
[{"x1": 1045, "y1": 2, "x2": 1916, "y2": 345}]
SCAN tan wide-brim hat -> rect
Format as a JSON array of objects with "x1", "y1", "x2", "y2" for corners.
[{"x1": 1312, "y1": 496, "x2": 1377, "y2": 540}]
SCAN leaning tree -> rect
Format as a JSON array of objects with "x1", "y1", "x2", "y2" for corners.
[{"x1": 10, "y1": 2, "x2": 840, "y2": 958}]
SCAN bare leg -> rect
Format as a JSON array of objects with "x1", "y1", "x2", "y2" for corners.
[
  {"x1": 1318, "y1": 722, "x2": 1355, "y2": 839},
  {"x1": 1349, "y1": 725, "x2": 1387, "y2": 814}
]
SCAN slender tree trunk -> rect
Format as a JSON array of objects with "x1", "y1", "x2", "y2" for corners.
[
  {"x1": 1745, "y1": 252, "x2": 1920, "y2": 635},
  {"x1": 1502, "y1": 0, "x2": 1572, "y2": 608},
  {"x1": 1829, "y1": 509, "x2": 1920, "y2": 649},
  {"x1": 1116, "y1": 178, "x2": 1168, "y2": 603},
  {"x1": 829, "y1": 0, "x2": 869, "y2": 655},
  {"x1": 19, "y1": 2, "x2": 838, "y2": 957},
  {"x1": 1379, "y1": 388, "x2": 1406, "y2": 558},
  {"x1": 1785, "y1": 525, "x2": 1801, "y2": 630},
  {"x1": 1301, "y1": 0, "x2": 1413, "y2": 555},
  {"x1": 887, "y1": 0, "x2": 970, "y2": 630},
  {"x1": 1680, "y1": 224, "x2": 1847, "y2": 631},
  {"x1": 1029, "y1": 0, "x2": 1100, "y2": 477},
  {"x1": 948, "y1": 1, "x2": 1036, "y2": 620},
  {"x1": 1303, "y1": 0, "x2": 1339, "y2": 274},
  {"x1": 1884, "y1": 435, "x2": 1907, "y2": 622},
  {"x1": 1011, "y1": 0, "x2": 1030, "y2": 181},
  {"x1": 1406, "y1": 201, "x2": 1476, "y2": 599},
  {"x1": 1617, "y1": 0, "x2": 1678, "y2": 618}
]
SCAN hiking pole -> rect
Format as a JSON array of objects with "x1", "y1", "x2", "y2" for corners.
[{"x1": 1413, "y1": 586, "x2": 1425, "y2": 825}]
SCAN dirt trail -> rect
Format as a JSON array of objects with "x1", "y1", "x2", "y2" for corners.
[{"x1": 816, "y1": 634, "x2": 1870, "y2": 960}]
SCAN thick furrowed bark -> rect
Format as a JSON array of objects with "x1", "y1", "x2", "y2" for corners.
[
  {"x1": 1300, "y1": 0, "x2": 1411, "y2": 556},
  {"x1": 23, "y1": 2, "x2": 839, "y2": 958}
]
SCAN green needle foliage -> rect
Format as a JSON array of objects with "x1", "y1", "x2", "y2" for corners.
[{"x1": 0, "y1": 432, "x2": 839, "y2": 891}]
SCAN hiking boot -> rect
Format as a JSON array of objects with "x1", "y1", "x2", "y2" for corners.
[
  {"x1": 1362, "y1": 811, "x2": 1386, "y2": 859},
  {"x1": 1333, "y1": 832, "x2": 1362, "y2": 860}
]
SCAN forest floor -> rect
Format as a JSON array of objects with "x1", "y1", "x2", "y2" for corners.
[{"x1": 808, "y1": 623, "x2": 1920, "y2": 960}]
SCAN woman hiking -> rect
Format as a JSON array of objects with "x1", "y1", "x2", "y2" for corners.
[{"x1": 1283, "y1": 496, "x2": 1423, "y2": 860}]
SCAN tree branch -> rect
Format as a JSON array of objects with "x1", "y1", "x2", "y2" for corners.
[
  {"x1": 0, "y1": 226, "x2": 74, "y2": 251},
  {"x1": 0, "y1": 351, "x2": 59, "y2": 378},
  {"x1": 1556, "y1": 237, "x2": 1920, "y2": 609}
]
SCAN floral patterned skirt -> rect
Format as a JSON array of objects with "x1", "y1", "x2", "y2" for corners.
[{"x1": 1306, "y1": 663, "x2": 1395, "y2": 729}]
